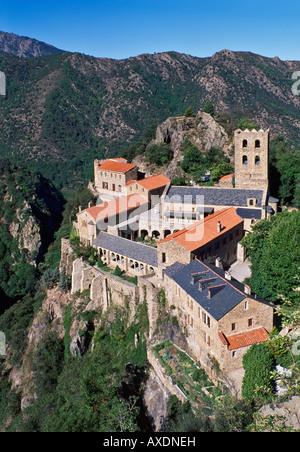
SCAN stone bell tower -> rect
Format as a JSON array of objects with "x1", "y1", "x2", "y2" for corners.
[{"x1": 234, "y1": 128, "x2": 269, "y2": 191}]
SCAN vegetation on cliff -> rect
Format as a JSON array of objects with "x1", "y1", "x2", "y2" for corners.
[{"x1": 0, "y1": 160, "x2": 63, "y2": 312}]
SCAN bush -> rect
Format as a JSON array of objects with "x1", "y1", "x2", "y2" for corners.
[
  {"x1": 32, "y1": 331, "x2": 64, "y2": 397},
  {"x1": 145, "y1": 143, "x2": 173, "y2": 166},
  {"x1": 184, "y1": 106, "x2": 195, "y2": 117},
  {"x1": 242, "y1": 343, "x2": 275, "y2": 400}
]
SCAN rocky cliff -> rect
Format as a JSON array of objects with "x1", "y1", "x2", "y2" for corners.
[{"x1": 133, "y1": 111, "x2": 232, "y2": 179}]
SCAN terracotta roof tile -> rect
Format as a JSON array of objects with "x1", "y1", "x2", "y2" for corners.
[
  {"x1": 127, "y1": 174, "x2": 170, "y2": 191},
  {"x1": 84, "y1": 194, "x2": 148, "y2": 221},
  {"x1": 158, "y1": 207, "x2": 243, "y2": 252},
  {"x1": 224, "y1": 327, "x2": 269, "y2": 350},
  {"x1": 219, "y1": 173, "x2": 234, "y2": 181},
  {"x1": 98, "y1": 160, "x2": 137, "y2": 174}
]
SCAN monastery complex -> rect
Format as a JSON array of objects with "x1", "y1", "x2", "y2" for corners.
[{"x1": 70, "y1": 127, "x2": 278, "y2": 391}]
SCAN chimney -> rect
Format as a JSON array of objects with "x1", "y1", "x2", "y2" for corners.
[
  {"x1": 244, "y1": 284, "x2": 251, "y2": 295},
  {"x1": 79, "y1": 205, "x2": 82, "y2": 213},
  {"x1": 217, "y1": 221, "x2": 221, "y2": 233},
  {"x1": 225, "y1": 271, "x2": 232, "y2": 280},
  {"x1": 215, "y1": 257, "x2": 223, "y2": 269}
]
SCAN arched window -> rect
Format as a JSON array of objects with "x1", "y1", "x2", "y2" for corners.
[
  {"x1": 255, "y1": 156, "x2": 260, "y2": 165},
  {"x1": 243, "y1": 155, "x2": 248, "y2": 165},
  {"x1": 243, "y1": 139, "x2": 248, "y2": 148},
  {"x1": 255, "y1": 139, "x2": 261, "y2": 148}
]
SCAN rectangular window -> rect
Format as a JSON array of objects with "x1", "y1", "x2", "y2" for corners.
[
  {"x1": 231, "y1": 322, "x2": 236, "y2": 331},
  {"x1": 248, "y1": 318, "x2": 253, "y2": 327}
]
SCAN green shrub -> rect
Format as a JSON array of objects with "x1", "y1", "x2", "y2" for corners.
[
  {"x1": 242, "y1": 343, "x2": 275, "y2": 400},
  {"x1": 145, "y1": 143, "x2": 174, "y2": 166}
]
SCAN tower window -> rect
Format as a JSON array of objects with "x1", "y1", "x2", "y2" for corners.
[
  {"x1": 243, "y1": 155, "x2": 248, "y2": 165},
  {"x1": 255, "y1": 139, "x2": 261, "y2": 148},
  {"x1": 243, "y1": 139, "x2": 248, "y2": 148},
  {"x1": 255, "y1": 156, "x2": 260, "y2": 165}
]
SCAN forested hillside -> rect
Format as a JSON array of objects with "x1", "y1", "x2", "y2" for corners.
[
  {"x1": 0, "y1": 160, "x2": 63, "y2": 312},
  {"x1": 0, "y1": 49, "x2": 300, "y2": 188}
]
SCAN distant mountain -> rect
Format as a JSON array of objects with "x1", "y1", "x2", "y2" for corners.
[
  {"x1": 0, "y1": 31, "x2": 64, "y2": 58},
  {"x1": 0, "y1": 46, "x2": 299, "y2": 188}
]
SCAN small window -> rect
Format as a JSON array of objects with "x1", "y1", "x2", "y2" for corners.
[
  {"x1": 248, "y1": 318, "x2": 253, "y2": 327},
  {"x1": 232, "y1": 351, "x2": 236, "y2": 358},
  {"x1": 255, "y1": 156, "x2": 260, "y2": 165},
  {"x1": 243, "y1": 155, "x2": 248, "y2": 165},
  {"x1": 243, "y1": 139, "x2": 248, "y2": 148},
  {"x1": 244, "y1": 301, "x2": 249, "y2": 310},
  {"x1": 162, "y1": 253, "x2": 166, "y2": 263},
  {"x1": 231, "y1": 322, "x2": 236, "y2": 331},
  {"x1": 255, "y1": 139, "x2": 261, "y2": 148}
]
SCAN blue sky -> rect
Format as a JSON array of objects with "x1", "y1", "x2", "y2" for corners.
[{"x1": 0, "y1": 0, "x2": 299, "y2": 60}]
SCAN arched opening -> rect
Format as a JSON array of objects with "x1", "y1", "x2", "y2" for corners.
[
  {"x1": 164, "y1": 229, "x2": 171, "y2": 238},
  {"x1": 140, "y1": 230, "x2": 149, "y2": 240},
  {"x1": 255, "y1": 156, "x2": 260, "y2": 165},
  {"x1": 152, "y1": 230, "x2": 160, "y2": 240},
  {"x1": 255, "y1": 139, "x2": 261, "y2": 148},
  {"x1": 243, "y1": 155, "x2": 248, "y2": 165},
  {"x1": 243, "y1": 139, "x2": 248, "y2": 148},
  {"x1": 112, "y1": 184, "x2": 116, "y2": 192}
]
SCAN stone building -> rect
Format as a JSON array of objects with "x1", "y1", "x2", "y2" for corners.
[
  {"x1": 126, "y1": 174, "x2": 170, "y2": 202},
  {"x1": 74, "y1": 193, "x2": 149, "y2": 245},
  {"x1": 93, "y1": 231, "x2": 157, "y2": 276},
  {"x1": 162, "y1": 185, "x2": 268, "y2": 233},
  {"x1": 68, "y1": 126, "x2": 279, "y2": 391},
  {"x1": 94, "y1": 158, "x2": 138, "y2": 195},
  {"x1": 234, "y1": 128, "x2": 269, "y2": 191},
  {"x1": 157, "y1": 207, "x2": 244, "y2": 269},
  {"x1": 163, "y1": 259, "x2": 274, "y2": 377}
]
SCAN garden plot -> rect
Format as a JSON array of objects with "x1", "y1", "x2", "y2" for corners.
[{"x1": 152, "y1": 340, "x2": 225, "y2": 413}]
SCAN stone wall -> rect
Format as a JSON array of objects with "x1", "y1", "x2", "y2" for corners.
[{"x1": 71, "y1": 258, "x2": 140, "y2": 318}]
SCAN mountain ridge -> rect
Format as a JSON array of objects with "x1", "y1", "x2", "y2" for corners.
[
  {"x1": 0, "y1": 30, "x2": 64, "y2": 58},
  {"x1": 0, "y1": 31, "x2": 299, "y2": 188}
]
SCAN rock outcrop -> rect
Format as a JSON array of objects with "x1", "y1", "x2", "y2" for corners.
[
  {"x1": 9, "y1": 202, "x2": 42, "y2": 265},
  {"x1": 259, "y1": 397, "x2": 300, "y2": 430},
  {"x1": 133, "y1": 112, "x2": 232, "y2": 179}
]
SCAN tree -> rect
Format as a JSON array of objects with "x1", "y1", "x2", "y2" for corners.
[
  {"x1": 203, "y1": 99, "x2": 215, "y2": 116},
  {"x1": 277, "y1": 151, "x2": 300, "y2": 206},
  {"x1": 58, "y1": 266, "x2": 71, "y2": 293},
  {"x1": 238, "y1": 118, "x2": 258, "y2": 130},
  {"x1": 144, "y1": 142, "x2": 173, "y2": 166},
  {"x1": 184, "y1": 106, "x2": 195, "y2": 117},
  {"x1": 214, "y1": 396, "x2": 256, "y2": 432},
  {"x1": 241, "y1": 210, "x2": 300, "y2": 305},
  {"x1": 32, "y1": 332, "x2": 64, "y2": 398},
  {"x1": 242, "y1": 343, "x2": 275, "y2": 400}
]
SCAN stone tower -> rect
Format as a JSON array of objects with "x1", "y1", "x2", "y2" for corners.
[{"x1": 234, "y1": 128, "x2": 269, "y2": 191}]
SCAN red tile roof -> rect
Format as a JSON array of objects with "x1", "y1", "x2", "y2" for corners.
[
  {"x1": 219, "y1": 327, "x2": 269, "y2": 350},
  {"x1": 219, "y1": 173, "x2": 234, "y2": 182},
  {"x1": 126, "y1": 174, "x2": 170, "y2": 191},
  {"x1": 98, "y1": 160, "x2": 137, "y2": 174},
  {"x1": 157, "y1": 207, "x2": 243, "y2": 252},
  {"x1": 83, "y1": 194, "x2": 148, "y2": 221}
]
